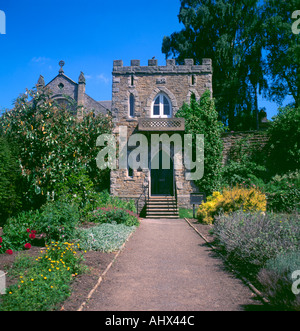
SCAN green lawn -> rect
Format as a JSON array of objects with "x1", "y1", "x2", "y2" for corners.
[{"x1": 179, "y1": 208, "x2": 195, "y2": 219}]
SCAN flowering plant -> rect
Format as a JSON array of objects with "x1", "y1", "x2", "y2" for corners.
[
  {"x1": 1, "y1": 241, "x2": 85, "y2": 311},
  {"x1": 197, "y1": 186, "x2": 267, "y2": 224},
  {"x1": 0, "y1": 211, "x2": 39, "y2": 254}
]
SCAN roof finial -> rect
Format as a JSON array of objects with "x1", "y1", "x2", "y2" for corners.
[
  {"x1": 59, "y1": 60, "x2": 65, "y2": 74},
  {"x1": 37, "y1": 75, "x2": 45, "y2": 88},
  {"x1": 78, "y1": 71, "x2": 86, "y2": 84}
]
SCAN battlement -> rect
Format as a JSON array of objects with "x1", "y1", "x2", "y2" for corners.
[{"x1": 113, "y1": 58, "x2": 212, "y2": 75}]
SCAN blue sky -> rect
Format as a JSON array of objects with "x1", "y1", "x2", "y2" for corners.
[{"x1": 0, "y1": 0, "x2": 293, "y2": 119}]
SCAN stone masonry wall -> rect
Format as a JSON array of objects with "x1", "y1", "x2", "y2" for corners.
[
  {"x1": 111, "y1": 58, "x2": 213, "y2": 211},
  {"x1": 222, "y1": 131, "x2": 269, "y2": 165}
]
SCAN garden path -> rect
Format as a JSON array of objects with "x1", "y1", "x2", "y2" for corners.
[{"x1": 82, "y1": 218, "x2": 264, "y2": 311}]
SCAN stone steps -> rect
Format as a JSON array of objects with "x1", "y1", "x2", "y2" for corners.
[{"x1": 146, "y1": 196, "x2": 179, "y2": 218}]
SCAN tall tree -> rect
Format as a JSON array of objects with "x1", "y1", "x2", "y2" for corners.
[
  {"x1": 162, "y1": 0, "x2": 267, "y2": 130},
  {"x1": 262, "y1": 0, "x2": 300, "y2": 107}
]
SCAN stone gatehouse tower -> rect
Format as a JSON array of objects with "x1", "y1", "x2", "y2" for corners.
[{"x1": 110, "y1": 58, "x2": 213, "y2": 217}]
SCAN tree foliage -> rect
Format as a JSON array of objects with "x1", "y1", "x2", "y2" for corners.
[
  {"x1": 262, "y1": 0, "x2": 300, "y2": 107},
  {"x1": 0, "y1": 87, "x2": 112, "y2": 210},
  {"x1": 162, "y1": 0, "x2": 300, "y2": 129},
  {"x1": 0, "y1": 137, "x2": 22, "y2": 223},
  {"x1": 163, "y1": 0, "x2": 267, "y2": 130}
]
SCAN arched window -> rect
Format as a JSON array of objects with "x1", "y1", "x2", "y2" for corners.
[
  {"x1": 129, "y1": 93, "x2": 135, "y2": 117},
  {"x1": 152, "y1": 93, "x2": 172, "y2": 118}
]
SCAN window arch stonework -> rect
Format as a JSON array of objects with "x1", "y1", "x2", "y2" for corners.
[
  {"x1": 152, "y1": 93, "x2": 172, "y2": 118},
  {"x1": 126, "y1": 89, "x2": 140, "y2": 119},
  {"x1": 145, "y1": 87, "x2": 178, "y2": 118}
]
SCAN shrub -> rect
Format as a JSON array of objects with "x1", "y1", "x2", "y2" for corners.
[
  {"x1": 91, "y1": 207, "x2": 140, "y2": 227},
  {"x1": 0, "y1": 87, "x2": 112, "y2": 210},
  {"x1": 0, "y1": 241, "x2": 85, "y2": 311},
  {"x1": 197, "y1": 191, "x2": 223, "y2": 224},
  {"x1": 74, "y1": 224, "x2": 136, "y2": 253},
  {"x1": 96, "y1": 191, "x2": 137, "y2": 213},
  {"x1": 264, "y1": 170, "x2": 300, "y2": 213},
  {"x1": 258, "y1": 252, "x2": 300, "y2": 311},
  {"x1": 0, "y1": 210, "x2": 40, "y2": 253},
  {"x1": 265, "y1": 105, "x2": 300, "y2": 176},
  {"x1": 0, "y1": 137, "x2": 22, "y2": 224},
  {"x1": 213, "y1": 211, "x2": 300, "y2": 272},
  {"x1": 221, "y1": 135, "x2": 267, "y2": 187},
  {"x1": 37, "y1": 201, "x2": 80, "y2": 242},
  {"x1": 53, "y1": 169, "x2": 101, "y2": 220},
  {"x1": 197, "y1": 186, "x2": 267, "y2": 224}
]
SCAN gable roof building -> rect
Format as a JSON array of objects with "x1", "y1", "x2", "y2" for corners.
[{"x1": 37, "y1": 61, "x2": 111, "y2": 117}]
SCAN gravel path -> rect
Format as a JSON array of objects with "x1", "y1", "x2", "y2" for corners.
[{"x1": 83, "y1": 218, "x2": 264, "y2": 311}]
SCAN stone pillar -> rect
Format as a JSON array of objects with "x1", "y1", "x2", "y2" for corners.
[
  {"x1": 77, "y1": 72, "x2": 86, "y2": 118},
  {"x1": 37, "y1": 75, "x2": 45, "y2": 90}
]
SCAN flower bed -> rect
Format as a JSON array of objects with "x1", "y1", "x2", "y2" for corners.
[{"x1": 0, "y1": 241, "x2": 85, "y2": 311}]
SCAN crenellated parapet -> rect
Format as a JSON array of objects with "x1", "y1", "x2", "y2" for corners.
[{"x1": 113, "y1": 58, "x2": 212, "y2": 75}]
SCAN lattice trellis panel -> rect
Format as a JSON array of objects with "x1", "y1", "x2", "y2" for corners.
[{"x1": 138, "y1": 118, "x2": 185, "y2": 132}]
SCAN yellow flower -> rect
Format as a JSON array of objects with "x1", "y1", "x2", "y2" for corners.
[
  {"x1": 31, "y1": 279, "x2": 34, "y2": 282},
  {"x1": 44, "y1": 277, "x2": 47, "y2": 280}
]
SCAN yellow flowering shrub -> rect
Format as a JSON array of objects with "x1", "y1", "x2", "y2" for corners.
[{"x1": 197, "y1": 186, "x2": 267, "y2": 224}]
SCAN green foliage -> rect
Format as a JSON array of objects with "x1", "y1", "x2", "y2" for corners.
[
  {"x1": 197, "y1": 186, "x2": 267, "y2": 224},
  {"x1": 37, "y1": 201, "x2": 80, "y2": 242},
  {"x1": 0, "y1": 242, "x2": 85, "y2": 311},
  {"x1": 265, "y1": 106, "x2": 300, "y2": 176},
  {"x1": 52, "y1": 168, "x2": 102, "y2": 220},
  {"x1": 176, "y1": 90, "x2": 224, "y2": 195},
  {"x1": 258, "y1": 252, "x2": 300, "y2": 311},
  {"x1": 179, "y1": 208, "x2": 194, "y2": 219},
  {"x1": 53, "y1": 169, "x2": 95, "y2": 208},
  {"x1": 264, "y1": 171, "x2": 300, "y2": 213},
  {"x1": 74, "y1": 224, "x2": 136, "y2": 253},
  {"x1": 262, "y1": 0, "x2": 300, "y2": 107},
  {"x1": 213, "y1": 211, "x2": 300, "y2": 272},
  {"x1": 221, "y1": 136, "x2": 267, "y2": 187},
  {"x1": 0, "y1": 210, "x2": 40, "y2": 253},
  {"x1": 163, "y1": 0, "x2": 267, "y2": 130},
  {"x1": 0, "y1": 87, "x2": 112, "y2": 210},
  {"x1": 0, "y1": 137, "x2": 22, "y2": 224},
  {"x1": 96, "y1": 190, "x2": 137, "y2": 213},
  {"x1": 91, "y1": 207, "x2": 140, "y2": 227},
  {"x1": 263, "y1": 252, "x2": 300, "y2": 276}
]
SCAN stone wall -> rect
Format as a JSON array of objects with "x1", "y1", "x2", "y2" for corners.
[{"x1": 222, "y1": 131, "x2": 269, "y2": 165}]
